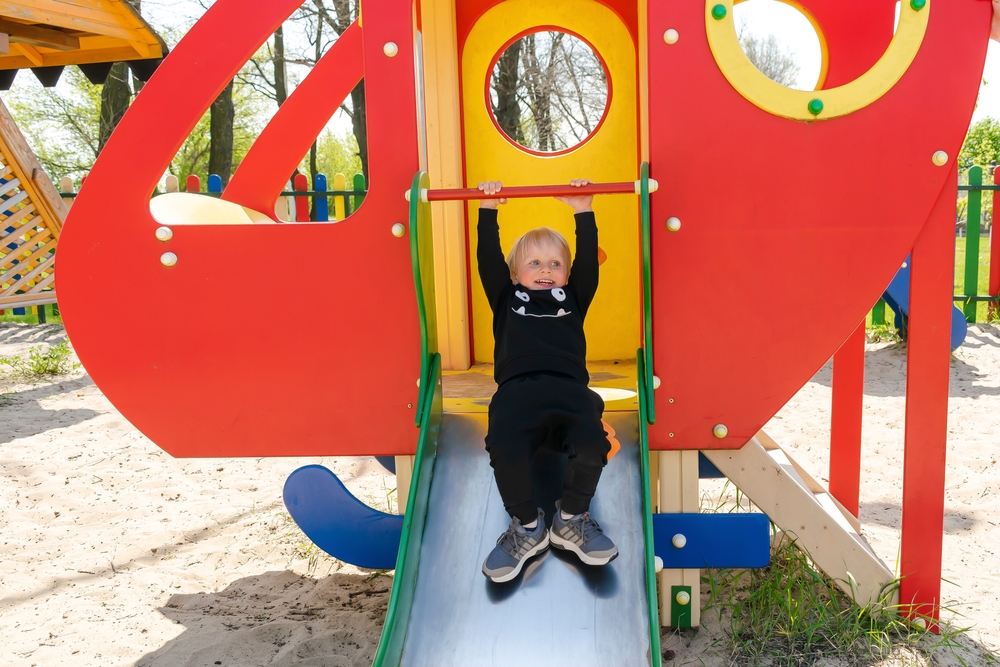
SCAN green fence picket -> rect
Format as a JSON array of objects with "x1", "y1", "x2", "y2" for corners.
[{"x1": 964, "y1": 166, "x2": 983, "y2": 322}]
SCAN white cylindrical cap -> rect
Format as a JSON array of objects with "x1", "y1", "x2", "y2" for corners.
[
  {"x1": 666, "y1": 217, "x2": 681, "y2": 232},
  {"x1": 675, "y1": 590, "x2": 691, "y2": 606},
  {"x1": 391, "y1": 223, "x2": 406, "y2": 238},
  {"x1": 713, "y1": 424, "x2": 728, "y2": 439},
  {"x1": 663, "y1": 29, "x2": 679, "y2": 44},
  {"x1": 671, "y1": 534, "x2": 687, "y2": 549},
  {"x1": 932, "y1": 150, "x2": 948, "y2": 166},
  {"x1": 155, "y1": 226, "x2": 173, "y2": 242},
  {"x1": 383, "y1": 42, "x2": 398, "y2": 57},
  {"x1": 652, "y1": 375, "x2": 661, "y2": 390},
  {"x1": 160, "y1": 252, "x2": 177, "y2": 267}
]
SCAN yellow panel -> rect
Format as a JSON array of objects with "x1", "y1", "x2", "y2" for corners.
[
  {"x1": 463, "y1": 0, "x2": 640, "y2": 363},
  {"x1": 707, "y1": 0, "x2": 928, "y2": 120}
]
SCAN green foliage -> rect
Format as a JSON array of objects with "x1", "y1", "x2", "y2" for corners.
[
  {"x1": 0, "y1": 342, "x2": 79, "y2": 380},
  {"x1": 960, "y1": 117, "x2": 1000, "y2": 173},
  {"x1": 704, "y1": 537, "x2": 962, "y2": 666},
  {"x1": 310, "y1": 129, "x2": 364, "y2": 182},
  {"x1": 5, "y1": 68, "x2": 103, "y2": 180}
]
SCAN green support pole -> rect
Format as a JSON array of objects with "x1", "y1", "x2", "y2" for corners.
[
  {"x1": 871, "y1": 298, "x2": 886, "y2": 326},
  {"x1": 37, "y1": 305, "x2": 47, "y2": 324},
  {"x1": 964, "y1": 166, "x2": 983, "y2": 322}
]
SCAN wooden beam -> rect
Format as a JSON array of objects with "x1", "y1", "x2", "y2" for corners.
[
  {"x1": 11, "y1": 41, "x2": 41, "y2": 66},
  {"x1": 0, "y1": 18, "x2": 79, "y2": 50},
  {"x1": 0, "y1": 32, "x2": 9, "y2": 55},
  {"x1": 0, "y1": 0, "x2": 152, "y2": 44}
]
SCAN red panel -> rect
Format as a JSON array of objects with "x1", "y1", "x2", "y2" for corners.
[
  {"x1": 56, "y1": 0, "x2": 423, "y2": 458},
  {"x1": 899, "y1": 171, "x2": 957, "y2": 627},
  {"x1": 829, "y1": 320, "x2": 865, "y2": 516},
  {"x1": 803, "y1": 0, "x2": 896, "y2": 89},
  {"x1": 224, "y1": 22, "x2": 364, "y2": 217},
  {"x1": 455, "y1": 0, "x2": 636, "y2": 60},
  {"x1": 646, "y1": 0, "x2": 989, "y2": 451}
]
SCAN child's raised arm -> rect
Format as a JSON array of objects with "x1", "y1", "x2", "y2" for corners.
[
  {"x1": 557, "y1": 180, "x2": 599, "y2": 318},
  {"x1": 477, "y1": 181, "x2": 512, "y2": 310}
]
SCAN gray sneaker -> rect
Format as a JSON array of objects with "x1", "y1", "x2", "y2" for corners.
[
  {"x1": 482, "y1": 510, "x2": 549, "y2": 583},
  {"x1": 550, "y1": 502, "x2": 618, "y2": 566}
]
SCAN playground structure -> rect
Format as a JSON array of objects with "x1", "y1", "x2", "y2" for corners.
[{"x1": 51, "y1": 0, "x2": 993, "y2": 665}]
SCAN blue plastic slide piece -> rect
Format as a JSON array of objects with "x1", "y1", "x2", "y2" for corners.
[
  {"x1": 375, "y1": 456, "x2": 396, "y2": 474},
  {"x1": 698, "y1": 452, "x2": 725, "y2": 479},
  {"x1": 283, "y1": 465, "x2": 402, "y2": 569},
  {"x1": 882, "y1": 255, "x2": 968, "y2": 350},
  {"x1": 653, "y1": 513, "x2": 771, "y2": 569}
]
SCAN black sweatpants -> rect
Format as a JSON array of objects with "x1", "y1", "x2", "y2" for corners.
[{"x1": 485, "y1": 372, "x2": 610, "y2": 524}]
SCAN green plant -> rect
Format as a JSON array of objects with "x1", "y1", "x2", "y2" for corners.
[
  {"x1": 866, "y1": 322, "x2": 902, "y2": 344},
  {"x1": 0, "y1": 392, "x2": 13, "y2": 407},
  {"x1": 702, "y1": 536, "x2": 986, "y2": 666},
  {"x1": 0, "y1": 342, "x2": 79, "y2": 379}
]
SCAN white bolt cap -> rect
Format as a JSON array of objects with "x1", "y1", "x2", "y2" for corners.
[
  {"x1": 383, "y1": 42, "x2": 398, "y2": 57},
  {"x1": 672, "y1": 534, "x2": 687, "y2": 549},
  {"x1": 392, "y1": 223, "x2": 406, "y2": 238},
  {"x1": 666, "y1": 217, "x2": 681, "y2": 232},
  {"x1": 160, "y1": 252, "x2": 177, "y2": 267},
  {"x1": 155, "y1": 226, "x2": 173, "y2": 242},
  {"x1": 713, "y1": 423, "x2": 728, "y2": 439},
  {"x1": 652, "y1": 375, "x2": 661, "y2": 390},
  {"x1": 654, "y1": 556, "x2": 663, "y2": 572},
  {"x1": 663, "y1": 29, "x2": 679, "y2": 44},
  {"x1": 932, "y1": 150, "x2": 948, "y2": 166},
  {"x1": 675, "y1": 590, "x2": 691, "y2": 606}
]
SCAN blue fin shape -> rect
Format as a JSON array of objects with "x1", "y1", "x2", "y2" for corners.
[
  {"x1": 883, "y1": 255, "x2": 968, "y2": 350},
  {"x1": 283, "y1": 465, "x2": 402, "y2": 569},
  {"x1": 375, "y1": 456, "x2": 396, "y2": 474}
]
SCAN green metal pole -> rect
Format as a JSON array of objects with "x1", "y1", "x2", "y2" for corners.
[{"x1": 964, "y1": 166, "x2": 983, "y2": 322}]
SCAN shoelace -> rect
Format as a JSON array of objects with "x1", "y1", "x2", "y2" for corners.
[
  {"x1": 497, "y1": 524, "x2": 531, "y2": 557},
  {"x1": 563, "y1": 512, "x2": 602, "y2": 542}
]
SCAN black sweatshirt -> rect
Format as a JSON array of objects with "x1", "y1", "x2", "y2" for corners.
[{"x1": 477, "y1": 208, "x2": 599, "y2": 386}]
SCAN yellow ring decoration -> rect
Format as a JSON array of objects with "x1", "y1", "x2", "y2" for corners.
[{"x1": 706, "y1": 0, "x2": 929, "y2": 120}]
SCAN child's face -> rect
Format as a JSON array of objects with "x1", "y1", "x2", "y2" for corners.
[{"x1": 514, "y1": 240, "x2": 568, "y2": 289}]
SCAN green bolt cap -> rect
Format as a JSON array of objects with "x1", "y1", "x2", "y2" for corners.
[
  {"x1": 807, "y1": 98, "x2": 824, "y2": 115},
  {"x1": 711, "y1": 4, "x2": 727, "y2": 20},
  {"x1": 910, "y1": 0, "x2": 926, "y2": 10}
]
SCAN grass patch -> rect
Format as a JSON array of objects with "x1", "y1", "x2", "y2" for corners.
[
  {"x1": 703, "y1": 536, "x2": 990, "y2": 666},
  {"x1": 0, "y1": 342, "x2": 79, "y2": 379}
]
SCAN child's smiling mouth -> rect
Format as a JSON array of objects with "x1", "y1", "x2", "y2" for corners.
[{"x1": 534, "y1": 279, "x2": 554, "y2": 286}]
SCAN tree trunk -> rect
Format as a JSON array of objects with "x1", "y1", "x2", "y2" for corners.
[
  {"x1": 97, "y1": 0, "x2": 140, "y2": 153},
  {"x1": 350, "y1": 80, "x2": 368, "y2": 182},
  {"x1": 98, "y1": 63, "x2": 132, "y2": 153},
  {"x1": 209, "y1": 80, "x2": 235, "y2": 186},
  {"x1": 492, "y1": 40, "x2": 522, "y2": 143},
  {"x1": 274, "y1": 26, "x2": 288, "y2": 107}
]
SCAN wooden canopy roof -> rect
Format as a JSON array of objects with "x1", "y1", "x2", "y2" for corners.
[{"x1": 0, "y1": 0, "x2": 167, "y2": 88}]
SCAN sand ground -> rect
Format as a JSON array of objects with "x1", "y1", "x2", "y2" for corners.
[{"x1": 2, "y1": 322, "x2": 999, "y2": 666}]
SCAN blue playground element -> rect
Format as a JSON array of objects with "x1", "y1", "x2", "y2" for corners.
[
  {"x1": 698, "y1": 453, "x2": 724, "y2": 479},
  {"x1": 375, "y1": 455, "x2": 396, "y2": 474},
  {"x1": 653, "y1": 513, "x2": 771, "y2": 569},
  {"x1": 882, "y1": 255, "x2": 968, "y2": 350},
  {"x1": 283, "y1": 464, "x2": 402, "y2": 569}
]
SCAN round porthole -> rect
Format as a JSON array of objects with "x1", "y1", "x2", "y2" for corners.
[{"x1": 487, "y1": 29, "x2": 611, "y2": 155}]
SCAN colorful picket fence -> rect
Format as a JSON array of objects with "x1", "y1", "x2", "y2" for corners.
[{"x1": 57, "y1": 171, "x2": 368, "y2": 224}]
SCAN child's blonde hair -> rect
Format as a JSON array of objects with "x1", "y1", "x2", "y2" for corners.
[{"x1": 506, "y1": 227, "x2": 572, "y2": 279}]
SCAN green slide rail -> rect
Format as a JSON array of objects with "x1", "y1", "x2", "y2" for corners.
[
  {"x1": 372, "y1": 172, "x2": 443, "y2": 667},
  {"x1": 640, "y1": 162, "x2": 656, "y2": 425}
]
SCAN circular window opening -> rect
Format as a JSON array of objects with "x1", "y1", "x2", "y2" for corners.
[
  {"x1": 488, "y1": 30, "x2": 610, "y2": 154},
  {"x1": 733, "y1": 0, "x2": 823, "y2": 91}
]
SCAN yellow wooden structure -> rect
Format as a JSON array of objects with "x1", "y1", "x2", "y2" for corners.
[
  {"x1": 0, "y1": 96, "x2": 66, "y2": 310},
  {"x1": 0, "y1": 0, "x2": 165, "y2": 75}
]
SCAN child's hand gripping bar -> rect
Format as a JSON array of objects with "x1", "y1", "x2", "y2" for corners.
[{"x1": 403, "y1": 179, "x2": 659, "y2": 203}]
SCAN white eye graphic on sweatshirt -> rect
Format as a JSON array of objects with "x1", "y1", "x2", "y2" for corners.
[
  {"x1": 515, "y1": 290, "x2": 530, "y2": 302},
  {"x1": 551, "y1": 288, "x2": 566, "y2": 302}
]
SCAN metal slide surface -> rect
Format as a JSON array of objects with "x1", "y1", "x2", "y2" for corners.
[{"x1": 399, "y1": 412, "x2": 651, "y2": 666}]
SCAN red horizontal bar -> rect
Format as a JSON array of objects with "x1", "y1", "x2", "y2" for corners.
[{"x1": 405, "y1": 179, "x2": 657, "y2": 203}]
